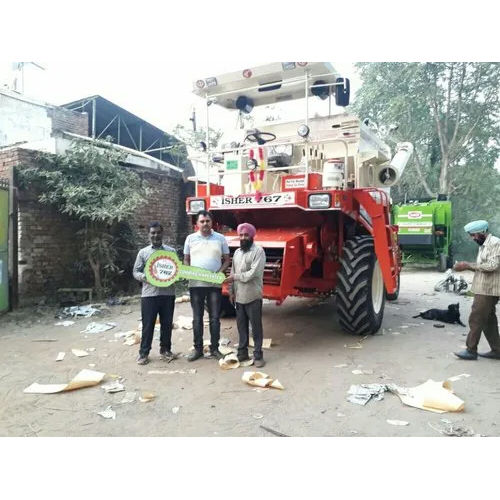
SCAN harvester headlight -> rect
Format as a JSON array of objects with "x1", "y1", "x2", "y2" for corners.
[
  {"x1": 297, "y1": 124, "x2": 310, "y2": 138},
  {"x1": 308, "y1": 193, "x2": 331, "y2": 209},
  {"x1": 189, "y1": 199, "x2": 206, "y2": 213}
]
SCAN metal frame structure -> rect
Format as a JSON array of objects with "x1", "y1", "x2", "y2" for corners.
[{"x1": 63, "y1": 95, "x2": 180, "y2": 164}]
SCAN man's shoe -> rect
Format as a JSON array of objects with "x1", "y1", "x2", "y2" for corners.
[
  {"x1": 208, "y1": 349, "x2": 223, "y2": 360},
  {"x1": 160, "y1": 350, "x2": 175, "y2": 362},
  {"x1": 136, "y1": 355, "x2": 149, "y2": 365},
  {"x1": 478, "y1": 350, "x2": 500, "y2": 360},
  {"x1": 454, "y1": 349, "x2": 477, "y2": 360},
  {"x1": 237, "y1": 353, "x2": 250, "y2": 362},
  {"x1": 187, "y1": 350, "x2": 204, "y2": 362},
  {"x1": 254, "y1": 358, "x2": 266, "y2": 368}
]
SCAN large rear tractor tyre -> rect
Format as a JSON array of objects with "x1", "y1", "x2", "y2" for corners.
[{"x1": 336, "y1": 236, "x2": 385, "y2": 335}]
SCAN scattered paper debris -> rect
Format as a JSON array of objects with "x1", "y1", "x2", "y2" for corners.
[
  {"x1": 120, "y1": 392, "x2": 136, "y2": 404},
  {"x1": 101, "y1": 380, "x2": 125, "y2": 393},
  {"x1": 337, "y1": 413, "x2": 345, "y2": 417},
  {"x1": 447, "y1": 374, "x2": 470, "y2": 382},
  {"x1": 97, "y1": 406, "x2": 116, "y2": 420},
  {"x1": 80, "y1": 322, "x2": 117, "y2": 334},
  {"x1": 387, "y1": 419, "x2": 409, "y2": 426},
  {"x1": 219, "y1": 354, "x2": 240, "y2": 370},
  {"x1": 352, "y1": 369, "x2": 374, "y2": 375},
  {"x1": 334, "y1": 364, "x2": 349, "y2": 368},
  {"x1": 32, "y1": 339, "x2": 58, "y2": 342},
  {"x1": 175, "y1": 295, "x2": 190, "y2": 303},
  {"x1": 24, "y1": 369, "x2": 105, "y2": 394},
  {"x1": 87, "y1": 347, "x2": 96, "y2": 352},
  {"x1": 114, "y1": 330, "x2": 136, "y2": 339},
  {"x1": 393, "y1": 379, "x2": 465, "y2": 413},
  {"x1": 240, "y1": 358, "x2": 254, "y2": 367},
  {"x1": 124, "y1": 333, "x2": 141, "y2": 346},
  {"x1": 55, "y1": 352, "x2": 65, "y2": 362},
  {"x1": 88, "y1": 363, "x2": 96, "y2": 368},
  {"x1": 392, "y1": 332, "x2": 402, "y2": 335},
  {"x1": 176, "y1": 315, "x2": 193, "y2": 330},
  {"x1": 61, "y1": 305, "x2": 100, "y2": 318},
  {"x1": 249, "y1": 338, "x2": 272, "y2": 349},
  {"x1": 253, "y1": 413, "x2": 264, "y2": 419},
  {"x1": 242, "y1": 371, "x2": 284, "y2": 390},
  {"x1": 219, "y1": 337, "x2": 231, "y2": 346},
  {"x1": 219, "y1": 345, "x2": 235, "y2": 356},
  {"x1": 172, "y1": 406, "x2": 180, "y2": 414},
  {"x1": 139, "y1": 392, "x2": 155, "y2": 403},
  {"x1": 72, "y1": 349, "x2": 89, "y2": 357},
  {"x1": 55, "y1": 321, "x2": 75, "y2": 326},
  {"x1": 347, "y1": 384, "x2": 388, "y2": 405}
]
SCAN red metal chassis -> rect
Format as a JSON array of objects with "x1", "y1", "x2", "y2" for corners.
[{"x1": 186, "y1": 186, "x2": 400, "y2": 304}]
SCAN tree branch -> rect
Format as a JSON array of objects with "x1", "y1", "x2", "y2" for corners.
[
  {"x1": 449, "y1": 63, "x2": 466, "y2": 151},
  {"x1": 412, "y1": 147, "x2": 436, "y2": 197}
]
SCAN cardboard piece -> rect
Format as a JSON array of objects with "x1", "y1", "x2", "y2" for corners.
[
  {"x1": 249, "y1": 338, "x2": 272, "y2": 349},
  {"x1": 394, "y1": 379, "x2": 464, "y2": 413},
  {"x1": 242, "y1": 371, "x2": 284, "y2": 390},
  {"x1": 23, "y1": 369, "x2": 105, "y2": 394},
  {"x1": 72, "y1": 349, "x2": 89, "y2": 357},
  {"x1": 219, "y1": 354, "x2": 240, "y2": 370}
]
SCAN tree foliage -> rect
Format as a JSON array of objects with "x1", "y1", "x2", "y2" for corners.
[
  {"x1": 352, "y1": 62, "x2": 500, "y2": 259},
  {"x1": 17, "y1": 139, "x2": 151, "y2": 296}
]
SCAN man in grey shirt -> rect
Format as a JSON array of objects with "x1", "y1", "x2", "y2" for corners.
[
  {"x1": 226, "y1": 223, "x2": 266, "y2": 367},
  {"x1": 133, "y1": 221, "x2": 176, "y2": 365}
]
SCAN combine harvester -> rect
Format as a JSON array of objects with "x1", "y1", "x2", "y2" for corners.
[{"x1": 186, "y1": 62, "x2": 413, "y2": 335}]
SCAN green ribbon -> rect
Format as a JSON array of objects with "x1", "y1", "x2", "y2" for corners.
[{"x1": 145, "y1": 250, "x2": 225, "y2": 287}]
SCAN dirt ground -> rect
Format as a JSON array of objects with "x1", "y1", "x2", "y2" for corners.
[{"x1": 0, "y1": 268, "x2": 498, "y2": 437}]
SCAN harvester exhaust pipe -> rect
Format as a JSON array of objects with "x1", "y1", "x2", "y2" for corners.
[{"x1": 377, "y1": 142, "x2": 414, "y2": 186}]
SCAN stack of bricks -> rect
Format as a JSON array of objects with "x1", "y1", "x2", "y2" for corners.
[{"x1": 48, "y1": 107, "x2": 89, "y2": 137}]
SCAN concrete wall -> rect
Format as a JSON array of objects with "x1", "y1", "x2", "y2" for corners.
[{"x1": 0, "y1": 90, "x2": 88, "y2": 148}]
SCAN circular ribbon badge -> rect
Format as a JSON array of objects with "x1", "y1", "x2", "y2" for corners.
[{"x1": 145, "y1": 250, "x2": 181, "y2": 287}]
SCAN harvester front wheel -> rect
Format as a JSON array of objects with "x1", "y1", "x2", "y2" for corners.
[{"x1": 336, "y1": 236, "x2": 385, "y2": 335}]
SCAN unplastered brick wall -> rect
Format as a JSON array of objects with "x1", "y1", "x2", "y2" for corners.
[
  {"x1": 48, "y1": 107, "x2": 88, "y2": 137},
  {"x1": 131, "y1": 168, "x2": 190, "y2": 251},
  {"x1": 17, "y1": 192, "x2": 85, "y2": 302},
  {"x1": 0, "y1": 148, "x2": 190, "y2": 305}
]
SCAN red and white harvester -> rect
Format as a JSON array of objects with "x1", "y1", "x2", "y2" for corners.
[{"x1": 186, "y1": 63, "x2": 413, "y2": 334}]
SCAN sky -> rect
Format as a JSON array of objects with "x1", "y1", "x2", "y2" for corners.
[{"x1": 0, "y1": 61, "x2": 360, "y2": 137}]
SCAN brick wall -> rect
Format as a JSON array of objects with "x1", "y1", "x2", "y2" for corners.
[
  {"x1": 48, "y1": 107, "x2": 89, "y2": 137},
  {"x1": 0, "y1": 147, "x2": 189, "y2": 305}
]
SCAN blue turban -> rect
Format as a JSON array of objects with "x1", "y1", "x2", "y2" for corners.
[{"x1": 464, "y1": 220, "x2": 488, "y2": 233}]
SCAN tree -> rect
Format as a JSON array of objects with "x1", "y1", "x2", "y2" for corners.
[
  {"x1": 17, "y1": 139, "x2": 151, "y2": 298},
  {"x1": 352, "y1": 62, "x2": 500, "y2": 259},
  {"x1": 353, "y1": 62, "x2": 500, "y2": 197}
]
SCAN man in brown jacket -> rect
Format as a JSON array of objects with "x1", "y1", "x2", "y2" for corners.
[{"x1": 454, "y1": 220, "x2": 500, "y2": 360}]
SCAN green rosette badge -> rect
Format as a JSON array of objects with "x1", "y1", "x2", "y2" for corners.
[{"x1": 145, "y1": 250, "x2": 225, "y2": 287}]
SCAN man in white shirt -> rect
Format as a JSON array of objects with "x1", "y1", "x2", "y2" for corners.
[
  {"x1": 183, "y1": 210, "x2": 230, "y2": 361},
  {"x1": 226, "y1": 223, "x2": 266, "y2": 368},
  {"x1": 454, "y1": 220, "x2": 500, "y2": 360}
]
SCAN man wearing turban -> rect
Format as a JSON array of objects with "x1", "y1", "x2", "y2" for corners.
[
  {"x1": 453, "y1": 220, "x2": 500, "y2": 360},
  {"x1": 225, "y1": 223, "x2": 267, "y2": 367}
]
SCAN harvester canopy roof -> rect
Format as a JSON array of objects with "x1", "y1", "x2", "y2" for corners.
[{"x1": 192, "y1": 62, "x2": 339, "y2": 109}]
